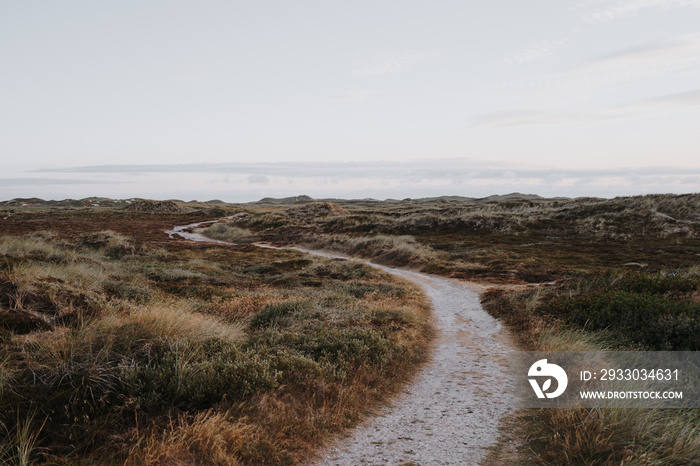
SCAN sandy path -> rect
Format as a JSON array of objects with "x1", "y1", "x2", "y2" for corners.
[
  {"x1": 314, "y1": 267, "x2": 516, "y2": 465},
  {"x1": 167, "y1": 223, "x2": 517, "y2": 465}
]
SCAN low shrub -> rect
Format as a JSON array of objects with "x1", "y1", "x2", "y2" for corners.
[
  {"x1": 80, "y1": 230, "x2": 136, "y2": 258},
  {"x1": 123, "y1": 341, "x2": 280, "y2": 411},
  {"x1": 203, "y1": 223, "x2": 256, "y2": 243},
  {"x1": 539, "y1": 271, "x2": 700, "y2": 350},
  {"x1": 302, "y1": 234, "x2": 439, "y2": 268},
  {"x1": 103, "y1": 279, "x2": 153, "y2": 303},
  {"x1": 481, "y1": 268, "x2": 700, "y2": 464},
  {"x1": 249, "y1": 300, "x2": 311, "y2": 329}
]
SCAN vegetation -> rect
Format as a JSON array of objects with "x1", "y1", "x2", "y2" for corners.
[
  {"x1": 481, "y1": 269, "x2": 700, "y2": 464},
  {"x1": 220, "y1": 193, "x2": 700, "y2": 282},
  {"x1": 203, "y1": 192, "x2": 700, "y2": 465},
  {"x1": 201, "y1": 223, "x2": 256, "y2": 244},
  {"x1": 539, "y1": 272, "x2": 700, "y2": 351},
  {"x1": 0, "y1": 221, "x2": 431, "y2": 464},
  {"x1": 2, "y1": 192, "x2": 699, "y2": 464}
]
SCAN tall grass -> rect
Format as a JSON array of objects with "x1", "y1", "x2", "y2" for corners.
[
  {"x1": 0, "y1": 228, "x2": 433, "y2": 464},
  {"x1": 202, "y1": 223, "x2": 256, "y2": 243},
  {"x1": 0, "y1": 412, "x2": 46, "y2": 466},
  {"x1": 96, "y1": 303, "x2": 245, "y2": 344},
  {"x1": 126, "y1": 410, "x2": 262, "y2": 466},
  {"x1": 300, "y1": 233, "x2": 440, "y2": 267},
  {"x1": 482, "y1": 268, "x2": 700, "y2": 464}
]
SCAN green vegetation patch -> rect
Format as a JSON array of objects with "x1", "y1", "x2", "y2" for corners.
[
  {"x1": 540, "y1": 272, "x2": 700, "y2": 350},
  {"x1": 481, "y1": 268, "x2": 700, "y2": 464}
]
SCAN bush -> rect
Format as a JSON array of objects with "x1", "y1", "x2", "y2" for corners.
[
  {"x1": 539, "y1": 272, "x2": 700, "y2": 350},
  {"x1": 298, "y1": 327, "x2": 392, "y2": 368},
  {"x1": 342, "y1": 282, "x2": 407, "y2": 299},
  {"x1": 103, "y1": 280, "x2": 153, "y2": 303},
  {"x1": 80, "y1": 230, "x2": 135, "y2": 258},
  {"x1": 124, "y1": 341, "x2": 280, "y2": 411},
  {"x1": 203, "y1": 223, "x2": 255, "y2": 243},
  {"x1": 249, "y1": 300, "x2": 310, "y2": 328}
]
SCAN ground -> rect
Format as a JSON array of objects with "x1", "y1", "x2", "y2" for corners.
[{"x1": 1, "y1": 193, "x2": 699, "y2": 464}]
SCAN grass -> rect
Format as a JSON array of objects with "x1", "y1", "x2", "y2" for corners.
[
  {"x1": 207, "y1": 193, "x2": 700, "y2": 464},
  {"x1": 0, "y1": 222, "x2": 432, "y2": 464},
  {"x1": 96, "y1": 303, "x2": 246, "y2": 344},
  {"x1": 125, "y1": 409, "x2": 266, "y2": 466},
  {"x1": 202, "y1": 223, "x2": 256, "y2": 244},
  {"x1": 2, "y1": 193, "x2": 699, "y2": 464},
  {"x1": 481, "y1": 269, "x2": 700, "y2": 465},
  {"x1": 298, "y1": 233, "x2": 440, "y2": 268},
  {"x1": 218, "y1": 193, "x2": 700, "y2": 283}
]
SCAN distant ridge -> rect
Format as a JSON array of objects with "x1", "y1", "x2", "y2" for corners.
[
  {"x1": 124, "y1": 199, "x2": 195, "y2": 214},
  {"x1": 0, "y1": 193, "x2": 583, "y2": 209},
  {"x1": 479, "y1": 192, "x2": 544, "y2": 202},
  {"x1": 254, "y1": 193, "x2": 572, "y2": 204},
  {"x1": 0, "y1": 197, "x2": 131, "y2": 208},
  {"x1": 256, "y1": 194, "x2": 314, "y2": 204}
]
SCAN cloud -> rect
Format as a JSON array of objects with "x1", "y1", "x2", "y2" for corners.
[
  {"x1": 247, "y1": 174, "x2": 269, "y2": 185},
  {"x1": 467, "y1": 89, "x2": 700, "y2": 128},
  {"x1": 352, "y1": 51, "x2": 433, "y2": 77},
  {"x1": 467, "y1": 88, "x2": 700, "y2": 128},
  {"x1": 585, "y1": 0, "x2": 700, "y2": 23},
  {"x1": 14, "y1": 160, "x2": 700, "y2": 201},
  {"x1": 504, "y1": 39, "x2": 566, "y2": 65},
  {"x1": 490, "y1": 34, "x2": 700, "y2": 104},
  {"x1": 589, "y1": 33, "x2": 700, "y2": 73},
  {"x1": 0, "y1": 178, "x2": 107, "y2": 186},
  {"x1": 32, "y1": 160, "x2": 700, "y2": 181},
  {"x1": 34, "y1": 159, "x2": 518, "y2": 180},
  {"x1": 638, "y1": 87, "x2": 700, "y2": 106}
]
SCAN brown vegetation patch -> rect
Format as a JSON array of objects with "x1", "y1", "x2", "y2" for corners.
[{"x1": 0, "y1": 211, "x2": 432, "y2": 464}]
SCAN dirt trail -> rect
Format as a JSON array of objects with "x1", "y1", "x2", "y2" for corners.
[{"x1": 168, "y1": 222, "x2": 517, "y2": 465}]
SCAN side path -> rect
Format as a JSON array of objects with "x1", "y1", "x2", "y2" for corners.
[{"x1": 167, "y1": 221, "x2": 517, "y2": 465}]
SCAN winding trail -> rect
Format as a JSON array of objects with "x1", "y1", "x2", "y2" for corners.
[{"x1": 167, "y1": 220, "x2": 517, "y2": 465}]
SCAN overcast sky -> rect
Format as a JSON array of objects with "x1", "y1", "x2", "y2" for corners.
[{"x1": 2, "y1": 0, "x2": 699, "y2": 201}]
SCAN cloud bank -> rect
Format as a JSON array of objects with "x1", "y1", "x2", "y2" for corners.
[
  {"x1": 467, "y1": 88, "x2": 700, "y2": 128},
  {"x1": 5, "y1": 159, "x2": 694, "y2": 202},
  {"x1": 585, "y1": 0, "x2": 700, "y2": 23},
  {"x1": 487, "y1": 33, "x2": 700, "y2": 106}
]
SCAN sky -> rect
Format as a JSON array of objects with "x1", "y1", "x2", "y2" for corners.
[{"x1": 1, "y1": 0, "x2": 699, "y2": 201}]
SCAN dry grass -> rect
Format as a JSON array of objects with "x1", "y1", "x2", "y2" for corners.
[
  {"x1": 482, "y1": 272, "x2": 700, "y2": 465},
  {"x1": 202, "y1": 224, "x2": 256, "y2": 244},
  {"x1": 296, "y1": 233, "x2": 440, "y2": 268},
  {"x1": 4, "y1": 193, "x2": 699, "y2": 464},
  {"x1": 96, "y1": 303, "x2": 246, "y2": 345},
  {"x1": 0, "y1": 411, "x2": 46, "y2": 466},
  {"x1": 220, "y1": 193, "x2": 700, "y2": 283},
  {"x1": 0, "y1": 223, "x2": 433, "y2": 464},
  {"x1": 126, "y1": 410, "x2": 262, "y2": 466}
]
